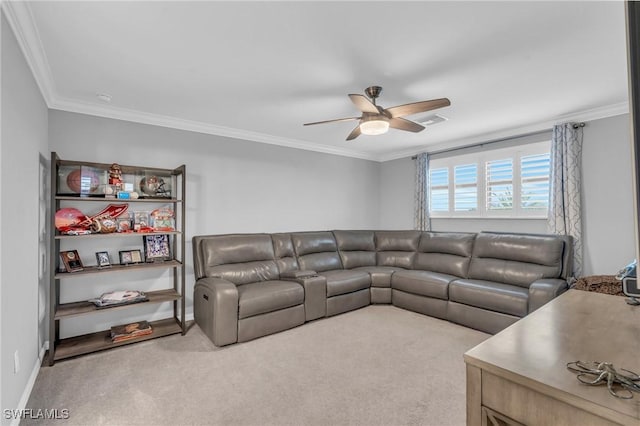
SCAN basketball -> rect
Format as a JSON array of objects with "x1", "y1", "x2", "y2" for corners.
[{"x1": 66, "y1": 169, "x2": 100, "y2": 193}]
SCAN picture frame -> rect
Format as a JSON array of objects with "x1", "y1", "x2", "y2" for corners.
[
  {"x1": 60, "y1": 250, "x2": 84, "y2": 272},
  {"x1": 119, "y1": 249, "x2": 142, "y2": 265},
  {"x1": 95, "y1": 251, "x2": 111, "y2": 268},
  {"x1": 143, "y1": 234, "x2": 171, "y2": 262}
]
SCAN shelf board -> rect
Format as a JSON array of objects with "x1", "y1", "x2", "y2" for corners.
[
  {"x1": 55, "y1": 259, "x2": 182, "y2": 278},
  {"x1": 55, "y1": 230, "x2": 181, "y2": 240},
  {"x1": 54, "y1": 318, "x2": 183, "y2": 361},
  {"x1": 55, "y1": 289, "x2": 181, "y2": 319},
  {"x1": 55, "y1": 196, "x2": 181, "y2": 203}
]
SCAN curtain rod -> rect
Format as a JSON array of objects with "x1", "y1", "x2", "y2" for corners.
[{"x1": 411, "y1": 122, "x2": 585, "y2": 159}]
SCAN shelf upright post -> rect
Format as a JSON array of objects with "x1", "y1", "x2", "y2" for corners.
[
  {"x1": 48, "y1": 152, "x2": 60, "y2": 365},
  {"x1": 179, "y1": 165, "x2": 186, "y2": 334}
]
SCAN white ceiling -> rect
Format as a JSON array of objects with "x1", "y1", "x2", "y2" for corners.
[{"x1": 4, "y1": 1, "x2": 630, "y2": 161}]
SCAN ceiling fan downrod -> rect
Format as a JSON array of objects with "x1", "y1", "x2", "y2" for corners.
[{"x1": 364, "y1": 85, "x2": 383, "y2": 105}]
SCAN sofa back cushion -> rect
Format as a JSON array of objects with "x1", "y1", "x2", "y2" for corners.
[
  {"x1": 198, "y1": 234, "x2": 279, "y2": 285},
  {"x1": 292, "y1": 231, "x2": 343, "y2": 272},
  {"x1": 333, "y1": 230, "x2": 376, "y2": 269},
  {"x1": 468, "y1": 232, "x2": 566, "y2": 288},
  {"x1": 272, "y1": 233, "x2": 299, "y2": 274},
  {"x1": 374, "y1": 230, "x2": 421, "y2": 269},
  {"x1": 414, "y1": 232, "x2": 476, "y2": 277}
]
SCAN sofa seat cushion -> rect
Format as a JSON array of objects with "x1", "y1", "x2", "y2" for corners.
[
  {"x1": 237, "y1": 280, "x2": 304, "y2": 319},
  {"x1": 354, "y1": 266, "x2": 402, "y2": 288},
  {"x1": 320, "y1": 270, "x2": 371, "y2": 297},
  {"x1": 449, "y1": 279, "x2": 528, "y2": 317},
  {"x1": 391, "y1": 270, "x2": 457, "y2": 300}
]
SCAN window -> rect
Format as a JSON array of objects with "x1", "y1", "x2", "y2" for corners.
[
  {"x1": 454, "y1": 164, "x2": 477, "y2": 211},
  {"x1": 428, "y1": 141, "x2": 550, "y2": 218},
  {"x1": 486, "y1": 159, "x2": 513, "y2": 211},
  {"x1": 429, "y1": 168, "x2": 449, "y2": 212},
  {"x1": 520, "y1": 153, "x2": 550, "y2": 211}
]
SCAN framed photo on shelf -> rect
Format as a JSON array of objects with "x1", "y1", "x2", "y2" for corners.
[
  {"x1": 119, "y1": 249, "x2": 142, "y2": 265},
  {"x1": 143, "y1": 234, "x2": 171, "y2": 262},
  {"x1": 60, "y1": 250, "x2": 84, "y2": 272},
  {"x1": 95, "y1": 251, "x2": 111, "y2": 268}
]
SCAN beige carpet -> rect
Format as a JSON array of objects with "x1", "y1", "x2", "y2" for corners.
[{"x1": 25, "y1": 306, "x2": 488, "y2": 426}]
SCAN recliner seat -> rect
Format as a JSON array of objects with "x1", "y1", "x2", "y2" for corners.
[{"x1": 193, "y1": 230, "x2": 572, "y2": 346}]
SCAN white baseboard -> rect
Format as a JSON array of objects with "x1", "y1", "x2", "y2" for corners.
[{"x1": 10, "y1": 342, "x2": 48, "y2": 426}]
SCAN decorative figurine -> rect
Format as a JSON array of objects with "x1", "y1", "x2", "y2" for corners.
[{"x1": 108, "y1": 163, "x2": 123, "y2": 191}]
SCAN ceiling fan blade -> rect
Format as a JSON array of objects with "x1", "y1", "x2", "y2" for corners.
[
  {"x1": 303, "y1": 117, "x2": 361, "y2": 126},
  {"x1": 389, "y1": 117, "x2": 425, "y2": 133},
  {"x1": 346, "y1": 125, "x2": 361, "y2": 141},
  {"x1": 348, "y1": 94, "x2": 379, "y2": 113},
  {"x1": 386, "y1": 98, "x2": 451, "y2": 118}
]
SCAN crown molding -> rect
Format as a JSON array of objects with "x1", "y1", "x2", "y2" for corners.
[
  {"x1": 376, "y1": 101, "x2": 630, "y2": 162},
  {"x1": 2, "y1": 1, "x2": 56, "y2": 106},
  {"x1": 50, "y1": 96, "x2": 378, "y2": 161}
]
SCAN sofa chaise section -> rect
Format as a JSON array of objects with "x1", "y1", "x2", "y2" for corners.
[
  {"x1": 193, "y1": 234, "x2": 305, "y2": 346},
  {"x1": 447, "y1": 232, "x2": 572, "y2": 334},
  {"x1": 292, "y1": 231, "x2": 370, "y2": 317},
  {"x1": 333, "y1": 230, "x2": 397, "y2": 304},
  {"x1": 392, "y1": 232, "x2": 476, "y2": 320}
]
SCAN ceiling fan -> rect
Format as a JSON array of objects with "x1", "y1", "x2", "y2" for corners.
[{"x1": 303, "y1": 86, "x2": 451, "y2": 141}]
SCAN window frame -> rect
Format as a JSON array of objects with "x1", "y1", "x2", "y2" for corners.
[{"x1": 428, "y1": 140, "x2": 550, "y2": 219}]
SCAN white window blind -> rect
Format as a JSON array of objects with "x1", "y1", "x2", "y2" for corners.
[
  {"x1": 454, "y1": 163, "x2": 477, "y2": 212},
  {"x1": 429, "y1": 167, "x2": 449, "y2": 212},
  {"x1": 521, "y1": 153, "x2": 550, "y2": 211},
  {"x1": 486, "y1": 158, "x2": 513, "y2": 211},
  {"x1": 427, "y1": 140, "x2": 550, "y2": 218}
]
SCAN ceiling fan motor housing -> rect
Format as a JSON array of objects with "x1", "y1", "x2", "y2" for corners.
[{"x1": 365, "y1": 86, "x2": 383, "y2": 101}]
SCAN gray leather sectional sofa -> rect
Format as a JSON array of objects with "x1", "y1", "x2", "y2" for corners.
[{"x1": 192, "y1": 230, "x2": 572, "y2": 346}]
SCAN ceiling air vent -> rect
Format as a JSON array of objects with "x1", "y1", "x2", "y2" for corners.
[{"x1": 417, "y1": 114, "x2": 448, "y2": 126}]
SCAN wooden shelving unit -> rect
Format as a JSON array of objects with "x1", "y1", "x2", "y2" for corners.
[
  {"x1": 54, "y1": 260, "x2": 182, "y2": 279},
  {"x1": 55, "y1": 289, "x2": 181, "y2": 319},
  {"x1": 54, "y1": 231, "x2": 182, "y2": 240},
  {"x1": 53, "y1": 318, "x2": 182, "y2": 361},
  {"x1": 48, "y1": 153, "x2": 187, "y2": 365}
]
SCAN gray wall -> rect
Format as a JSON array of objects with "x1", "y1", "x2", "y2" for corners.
[
  {"x1": 1, "y1": 12, "x2": 49, "y2": 423},
  {"x1": 378, "y1": 114, "x2": 635, "y2": 275},
  {"x1": 48, "y1": 110, "x2": 381, "y2": 337},
  {"x1": 582, "y1": 114, "x2": 634, "y2": 275}
]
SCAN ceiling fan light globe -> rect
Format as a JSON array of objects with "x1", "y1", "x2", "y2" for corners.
[{"x1": 360, "y1": 118, "x2": 389, "y2": 136}]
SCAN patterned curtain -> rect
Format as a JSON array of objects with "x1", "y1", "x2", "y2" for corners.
[
  {"x1": 414, "y1": 152, "x2": 431, "y2": 231},
  {"x1": 547, "y1": 123, "x2": 583, "y2": 278}
]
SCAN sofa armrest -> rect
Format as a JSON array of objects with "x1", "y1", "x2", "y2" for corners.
[
  {"x1": 194, "y1": 277, "x2": 239, "y2": 346},
  {"x1": 282, "y1": 274, "x2": 326, "y2": 321},
  {"x1": 280, "y1": 270, "x2": 317, "y2": 279},
  {"x1": 528, "y1": 278, "x2": 569, "y2": 313}
]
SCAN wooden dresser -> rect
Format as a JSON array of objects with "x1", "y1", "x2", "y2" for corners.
[{"x1": 464, "y1": 290, "x2": 640, "y2": 425}]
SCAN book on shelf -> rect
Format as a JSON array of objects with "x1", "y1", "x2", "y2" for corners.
[
  {"x1": 110, "y1": 320, "x2": 153, "y2": 343},
  {"x1": 88, "y1": 290, "x2": 148, "y2": 308}
]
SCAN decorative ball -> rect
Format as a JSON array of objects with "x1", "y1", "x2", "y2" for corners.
[
  {"x1": 130, "y1": 191, "x2": 139, "y2": 199},
  {"x1": 104, "y1": 186, "x2": 114, "y2": 195},
  {"x1": 66, "y1": 169, "x2": 100, "y2": 194}
]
